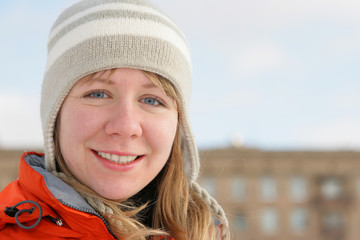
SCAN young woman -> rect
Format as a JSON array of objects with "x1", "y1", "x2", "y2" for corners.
[{"x1": 0, "y1": 0, "x2": 229, "y2": 239}]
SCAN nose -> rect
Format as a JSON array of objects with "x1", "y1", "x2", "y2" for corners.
[{"x1": 104, "y1": 100, "x2": 143, "y2": 138}]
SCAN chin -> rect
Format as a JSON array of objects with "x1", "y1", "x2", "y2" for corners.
[{"x1": 93, "y1": 185, "x2": 139, "y2": 200}]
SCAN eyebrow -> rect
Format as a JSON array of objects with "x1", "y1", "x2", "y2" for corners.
[
  {"x1": 141, "y1": 82, "x2": 158, "y2": 89},
  {"x1": 82, "y1": 76, "x2": 159, "y2": 89},
  {"x1": 79, "y1": 76, "x2": 115, "y2": 86},
  {"x1": 97, "y1": 80, "x2": 158, "y2": 90},
  {"x1": 95, "y1": 78, "x2": 115, "y2": 85}
]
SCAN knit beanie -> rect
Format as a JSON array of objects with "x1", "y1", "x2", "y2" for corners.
[
  {"x1": 41, "y1": 0, "x2": 197, "y2": 179},
  {"x1": 41, "y1": 0, "x2": 227, "y2": 226}
]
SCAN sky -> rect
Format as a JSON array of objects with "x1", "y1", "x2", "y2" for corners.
[{"x1": 0, "y1": 0, "x2": 359, "y2": 151}]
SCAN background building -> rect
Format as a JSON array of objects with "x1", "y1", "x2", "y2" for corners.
[
  {"x1": 1, "y1": 148, "x2": 360, "y2": 240},
  {"x1": 199, "y1": 147, "x2": 360, "y2": 240}
]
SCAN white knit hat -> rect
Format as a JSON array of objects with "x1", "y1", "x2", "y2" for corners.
[
  {"x1": 41, "y1": 0, "x2": 198, "y2": 180},
  {"x1": 41, "y1": 0, "x2": 228, "y2": 226}
]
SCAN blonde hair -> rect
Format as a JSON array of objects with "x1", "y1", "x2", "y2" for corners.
[{"x1": 53, "y1": 70, "x2": 226, "y2": 239}]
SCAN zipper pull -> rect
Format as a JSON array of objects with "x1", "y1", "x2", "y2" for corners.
[{"x1": 45, "y1": 215, "x2": 63, "y2": 226}]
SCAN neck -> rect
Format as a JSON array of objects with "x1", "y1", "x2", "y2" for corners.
[{"x1": 126, "y1": 170, "x2": 163, "y2": 227}]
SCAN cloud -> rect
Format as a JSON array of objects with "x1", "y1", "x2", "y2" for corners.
[
  {"x1": 153, "y1": 0, "x2": 360, "y2": 36},
  {"x1": 293, "y1": 118, "x2": 360, "y2": 150},
  {"x1": 190, "y1": 89, "x2": 262, "y2": 115},
  {"x1": 331, "y1": 92, "x2": 360, "y2": 110},
  {"x1": 325, "y1": 32, "x2": 360, "y2": 58},
  {"x1": 0, "y1": 92, "x2": 43, "y2": 149},
  {"x1": 230, "y1": 43, "x2": 289, "y2": 77}
]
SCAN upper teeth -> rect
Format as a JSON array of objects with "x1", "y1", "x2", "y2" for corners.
[{"x1": 97, "y1": 152, "x2": 137, "y2": 164}]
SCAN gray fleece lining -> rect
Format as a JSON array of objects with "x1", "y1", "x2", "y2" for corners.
[{"x1": 24, "y1": 154, "x2": 95, "y2": 214}]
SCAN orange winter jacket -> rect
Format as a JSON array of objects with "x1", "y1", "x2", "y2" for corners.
[
  {"x1": 0, "y1": 152, "x2": 174, "y2": 240},
  {"x1": 0, "y1": 152, "x2": 118, "y2": 239}
]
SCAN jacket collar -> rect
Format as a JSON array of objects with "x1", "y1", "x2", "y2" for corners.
[{"x1": 22, "y1": 152, "x2": 95, "y2": 214}]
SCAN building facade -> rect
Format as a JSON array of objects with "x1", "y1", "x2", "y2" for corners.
[
  {"x1": 1, "y1": 148, "x2": 360, "y2": 240},
  {"x1": 198, "y1": 148, "x2": 360, "y2": 240}
]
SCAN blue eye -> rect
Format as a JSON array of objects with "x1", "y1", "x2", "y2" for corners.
[
  {"x1": 89, "y1": 91, "x2": 108, "y2": 98},
  {"x1": 142, "y1": 97, "x2": 161, "y2": 106}
]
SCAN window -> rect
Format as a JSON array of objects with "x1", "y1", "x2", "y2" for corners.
[
  {"x1": 234, "y1": 213, "x2": 248, "y2": 232},
  {"x1": 260, "y1": 176, "x2": 277, "y2": 202},
  {"x1": 321, "y1": 177, "x2": 342, "y2": 200},
  {"x1": 356, "y1": 178, "x2": 360, "y2": 198},
  {"x1": 290, "y1": 208, "x2": 308, "y2": 234},
  {"x1": 231, "y1": 177, "x2": 246, "y2": 201},
  {"x1": 202, "y1": 177, "x2": 217, "y2": 197},
  {"x1": 260, "y1": 208, "x2": 278, "y2": 234},
  {"x1": 322, "y1": 211, "x2": 344, "y2": 230},
  {"x1": 290, "y1": 176, "x2": 307, "y2": 202}
]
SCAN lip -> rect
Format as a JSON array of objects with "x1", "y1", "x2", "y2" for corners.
[
  {"x1": 94, "y1": 150, "x2": 139, "y2": 156},
  {"x1": 90, "y1": 149, "x2": 143, "y2": 171}
]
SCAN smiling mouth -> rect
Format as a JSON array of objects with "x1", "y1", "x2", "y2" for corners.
[{"x1": 96, "y1": 151, "x2": 140, "y2": 164}]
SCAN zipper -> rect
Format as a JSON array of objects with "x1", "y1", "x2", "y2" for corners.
[{"x1": 60, "y1": 201, "x2": 117, "y2": 239}]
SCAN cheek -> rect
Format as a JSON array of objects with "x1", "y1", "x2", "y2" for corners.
[
  {"x1": 58, "y1": 103, "x2": 104, "y2": 162},
  {"x1": 59, "y1": 105, "x2": 101, "y2": 141},
  {"x1": 60, "y1": 109, "x2": 87, "y2": 145},
  {"x1": 148, "y1": 114, "x2": 178, "y2": 155}
]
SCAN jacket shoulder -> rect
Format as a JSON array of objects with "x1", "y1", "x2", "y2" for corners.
[{"x1": 0, "y1": 152, "x2": 115, "y2": 239}]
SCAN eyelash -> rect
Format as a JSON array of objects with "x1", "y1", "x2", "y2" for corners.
[
  {"x1": 141, "y1": 97, "x2": 166, "y2": 107},
  {"x1": 83, "y1": 90, "x2": 166, "y2": 107},
  {"x1": 83, "y1": 89, "x2": 110, "y2": 99}
]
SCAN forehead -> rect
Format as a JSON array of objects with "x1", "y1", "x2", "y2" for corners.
[
  {"x1": 74, "y1": 68, "x2": 176, "y2": 98},
  {"x1": 77, "y1": 68, "x2": 150, "y2": 85}
]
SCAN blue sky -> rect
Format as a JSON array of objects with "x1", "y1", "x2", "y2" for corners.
[{"x1": 0, "y1": 0, "x2": 359, "y2": 150}]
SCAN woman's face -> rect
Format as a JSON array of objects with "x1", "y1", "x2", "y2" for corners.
[{"x1": 58, "y1": 68, "x2": 178, "y2": 200}]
